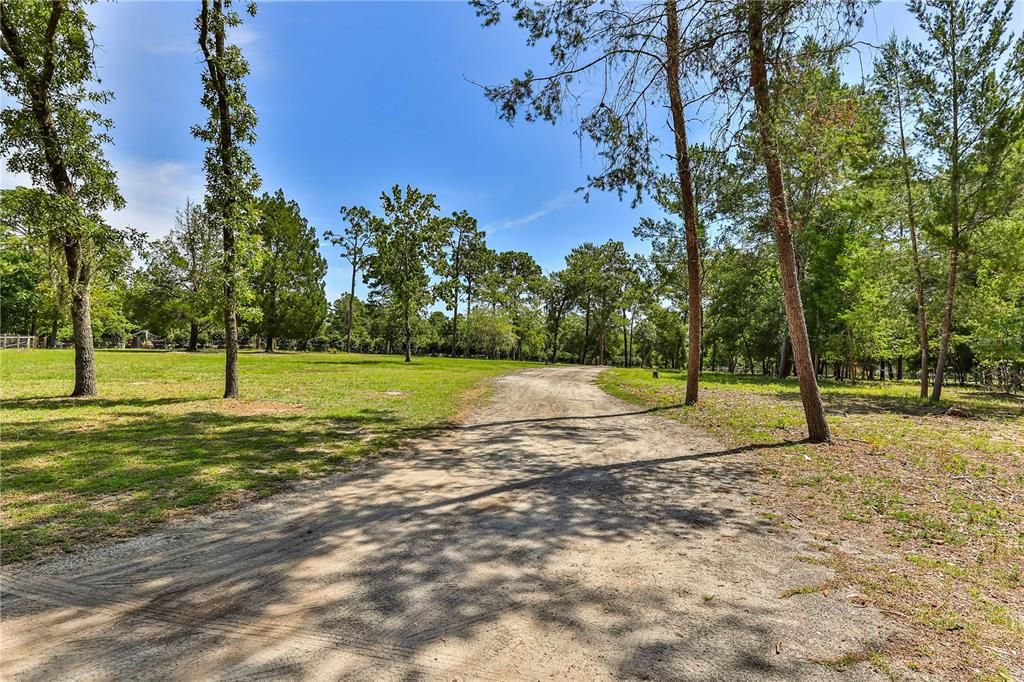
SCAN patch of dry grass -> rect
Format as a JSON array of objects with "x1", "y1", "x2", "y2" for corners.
[{"x1": 599, "y1": 369, "x2": 1024, "y2": 681}]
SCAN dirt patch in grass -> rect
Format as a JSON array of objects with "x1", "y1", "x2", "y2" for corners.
[
  {"x1": 159, "y1": 399, "x2": 309, "y2": 416},
  {"x1": 599, "y1": 369, "x2": 1024, "y2": 680}
]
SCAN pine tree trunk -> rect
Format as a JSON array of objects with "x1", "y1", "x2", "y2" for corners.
[
  {"x1": 346, "y1": 264, "x2": 356, "y2": 352},
  {"x1": 666, "y1": 0, "x2": 702, "y2": 404},
  {"x1": 463, "y1": 287, "x2": 473, "y2": 358},
  {"x1": 748, "y1": 2, "x2": 831, "y2": 442},
  {"x1": 622, "y1": 320, "x2": 629, "y2": 368},
  {"x1": 894, "y1": 70, "x2": 930, "y2": 397},
  {"x1": 932, "y1": 13, "x2": 963, "y2": 403},
  {"x1": 580, "y1": 297, "x2": 591, "y2": 365},
  {"x1": 932, "y1": 247, "x2": 959, "y2": 401},
  {"x1": 451, "y1": 289, "x2": 459, "y2": 358}
]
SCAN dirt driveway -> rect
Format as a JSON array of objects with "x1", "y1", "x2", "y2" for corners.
[{"x1": 1, "y1": 366, "x2": 893, "y2": 680}]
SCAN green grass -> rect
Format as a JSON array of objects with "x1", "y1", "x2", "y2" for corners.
[
  {"x1": 599, "y1": 368, "x2": 1024, "y2": 679},
  {"x1": 0, "y1": 349, "x2": 528, "y2": 562}
]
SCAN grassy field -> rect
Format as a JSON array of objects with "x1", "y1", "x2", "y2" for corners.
[
  {"x1": 599, "y1": 368, "x2": 1024, "y2": 680},
  {"x1": 0, "y1": 350, "x2": 527, "y2": 563}
]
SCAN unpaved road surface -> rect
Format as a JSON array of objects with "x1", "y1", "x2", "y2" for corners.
[{"x1": 2, "y1": 366, "x2": 893, "y2": 680}]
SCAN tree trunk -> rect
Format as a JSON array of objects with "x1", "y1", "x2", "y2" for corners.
[
  {"x1": 63, "y1": 238, "x2": 97, "y2": 397},
  {"x1": 68, "y1": 280, "x2": 97, "y2": 396},
  {"x1": 622, "y1": 320, "x2": 629, "y2": 368},
  {"x1": 451, "y1": 288, "x2": 459, "y2": 358},
  {"x1": 894, "y1": 73, "x2": 930, "y2": 397},
  {"x1": 897, "y1": 356, "x2": 904, "y2": 381},
  {"x1": 188, "y1": 320, "x2": 199, "y2": 352},
  {"x1": 550, "y1": 316, "x2": 560, "y2": 364},
  {"x1": 346, "y1": 263, "x2": 356, "y2": 352},
  {"x1": 17, "y1": 2, "x2": 99, "y2": 394},
  {"x1": 749, "y1": 2, "x2": 831, "y2": 442},
  {"x1": 200, "y1": 0, "x2": 241, "y2": 398},
  {"x1": 49, "y1": 311, "x2": 59, "y2": 349},
  {"x1": 580, "y1": 296, "x2": 591, "y2": 364},
  {"x1": 932, "y1": 9, "x2": 962, "y2": 403},
  {"x1": 222, "y1": 220, "x2": 240, "y2": 398},
  {"x1": 264, "y1": 334, "x2": 275, "y2": 353},
  {"x1": 463, "y1": 286, "x2": 473, "y2": 358},
  {"x1": 932, "y1": 247, "x2": 958, "y2": 401},
  {"x1": 666, "y1": 0, "x2": 702, "y2": 404},
  {"x1": 404, "y1": 304, "x2": 412, "y2": 363},
  {"x1": 777, "y1": 335, "x2": 791, "y2": 379}
]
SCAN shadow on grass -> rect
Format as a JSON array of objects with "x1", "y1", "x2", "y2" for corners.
[
  {"x1": 2, "y1": 396, "x2": 204, "y2": 411},
  {"x1": 0, "y1": 404, "x2": 826, "y2": 680},
  {"x1": 1, "y1": 406, "x2": 439, "y2": 563},
  {"x1": 653, "y1": 371, "x2": 1023, "y2": 420}
]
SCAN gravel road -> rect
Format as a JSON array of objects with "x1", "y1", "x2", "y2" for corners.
[{"x1": 1, "y1": 366, "x2": 893, "y2": 680}]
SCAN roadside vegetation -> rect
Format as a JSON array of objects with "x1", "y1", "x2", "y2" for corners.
[
  {"x1": 0, "y1": 350, "x2": 526, "y2": 563},
  {"x1": 600, "y1": 368, "x2": 1024, "y2": 679}
]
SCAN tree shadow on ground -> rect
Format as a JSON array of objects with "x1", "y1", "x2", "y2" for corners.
[
  {"x1": 1, "y1": 407, "x2": 427, "y2": 562},
  {"x1": 661, "y1": 371, "x2": 1021, "y2": 420},
  {"x1": 0, "y1": 406, "x2": 864, "y2": 680}
]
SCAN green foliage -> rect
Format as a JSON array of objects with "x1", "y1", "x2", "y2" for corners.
[
  {"x1": 193, "y1": 0, "x2": 260, "y2": 226},
  {"x1": 128, "y1": 200, "x2": 222, "y2": 341},
  {"x1": 251, "y1": 190, "x2": 328, "y2": 347},
  {"x1": 0, "y1": 0, "x2": 123, "y2": 215},
  {"x1": 465, "y1": 308, "x2": 516, "y2": 359},
  {"x1": 0, "y1": 226, "x2": 46, "y2": 334},
  {"x1": 364, "y1": 185, "x2": 447, "y2": 360}
]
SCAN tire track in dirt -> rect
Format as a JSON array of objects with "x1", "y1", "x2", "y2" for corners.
[{"x1": 2, "y1": 366, "x2": 896, "y2": 680}]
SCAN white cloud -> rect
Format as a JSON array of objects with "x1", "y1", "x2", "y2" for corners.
[
  {"x1": 483, "y1": 192, "x2": 576, "y2": 234},
  {"x1": 104, "y1": 157, "x2": 205, "y2": 238},
  {"x1": 0, "y1": 168, "x2": 34, "y2": 189},
  {"x1": 2, "y1": 158, "x2": 202, "y2": 239},
  {"x1": 143, "y1": 24, "x2": 257, "y2": 57}
]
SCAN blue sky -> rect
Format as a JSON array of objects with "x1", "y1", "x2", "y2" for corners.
[{"x1": 2, "y1": 1, "x2": 990, "y2": 301}]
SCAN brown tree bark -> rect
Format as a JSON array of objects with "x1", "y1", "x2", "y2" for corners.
[
  {"x1": 891, "y1": 63, "x2": 930, "y2": 397},
  {"x1": 451, "y1": 289, "x2": 459, "y2": 358},
  {"x1": 932, "y1": 246, "x2": 958, "y2": 400},
  {"x1": 748, "y1": 1, "x2": 831, "y2": 442},
  {"x1": 346, "y1": 262, "x2": 357, "y2": 352},
  {"x1": 403, "y1": 303, "x2": 412, "y2": 362},
  {"x1": 188, "y1": 320, "x2": 200, "y2": 352},
  {"x1": 199, "y1": 0, "x2": 240, "y2": 398},
  {"x1": 931, "y1": 2, "x2": 963, "y2": 403},
  {"x1": 580, "y1": 295, "x2": 591, "y2": 364},
  {"x1": 66, "y1": 240, "x2": 97, "y2": 397},
  {"x1": 665, "y1": 0, "x2": 702, "y2": 404},
  {"x1": 3, "y1": 2, "x2": 98, "y2": 395},
  {"x1": 463, "y1": 285, "x2": 473, "y2": 358}
]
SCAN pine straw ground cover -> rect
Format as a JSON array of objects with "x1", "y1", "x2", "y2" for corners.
[
  {"x1": 599, "y1": 368, "x2": 1023, "y2": 681},
  {"x1": 0, "y1": 350, "x2": 527, "y2": 564}
]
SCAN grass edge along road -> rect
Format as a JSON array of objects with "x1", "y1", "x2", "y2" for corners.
[
  {"x1": 1, "y1": 350, "x2": 529, "y2": 564},
  {"x1": 598, "y1": 367, "x2": 1023, "y2": 681}
]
